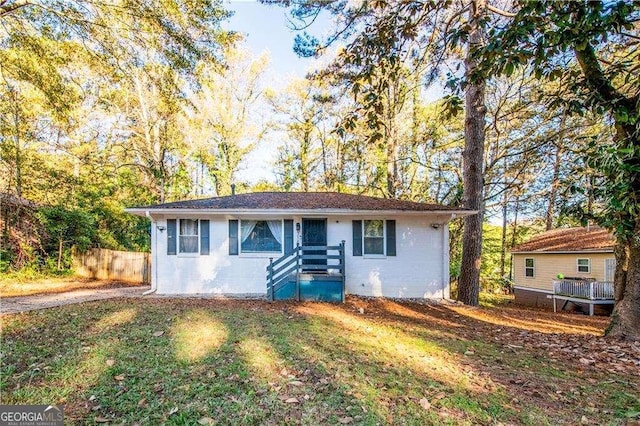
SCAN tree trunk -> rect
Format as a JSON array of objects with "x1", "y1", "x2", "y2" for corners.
[
  {"x1": 606, "y1": 220, "x2": 640, "y2": 340},
  {"x1": 500, "y1": 193, "x2": 508, "y2": 278},
  {"x1": 458, "y1": 0, "x2": 487, "y2": 306},
  {"x1": 57, "y1": 237, "x2": 63, "y2": 270},
  {"x1": 10, "y1": 88, "x2": 23, "y2": 197},
  {"x1": 546, "y1": 113, "x2": 565, "y2": 230}
]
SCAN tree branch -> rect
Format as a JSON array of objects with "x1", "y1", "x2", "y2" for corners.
[
  {"x1": 486, "y1": 3, "x2": 516, "y2": 18},
  {"x1": 0, "y1": 0, "x2": 30, "y2": 17}
]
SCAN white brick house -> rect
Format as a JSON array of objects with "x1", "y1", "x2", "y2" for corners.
[{"x1": 126, "y1": 192, "x2": 474, "y2": 301}]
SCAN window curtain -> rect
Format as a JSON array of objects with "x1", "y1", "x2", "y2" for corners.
[
  {"x1": 179, "y1": 219, "x2": 199, "y2": 253},
  {"x1": 267, "y1": 220, "x2": 283, "y2": 245},
  {"x1": 180, "y1": 219, "x2": 198, "y2": 236},
  {"x1": 241, "y1": 220, "x2": 258, "y2": 243}
]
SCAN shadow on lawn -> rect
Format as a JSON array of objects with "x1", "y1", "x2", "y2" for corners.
[{"x1": 2, "y1": 297, "x2": 637, "y2": 425}]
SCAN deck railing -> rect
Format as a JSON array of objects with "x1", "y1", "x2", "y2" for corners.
[
  {"x1": 266, "y1": 241, "x2": 345, "y2": 301},
  {"x1": 552, "y1": 279, "x2": 614, "y2": 300}
]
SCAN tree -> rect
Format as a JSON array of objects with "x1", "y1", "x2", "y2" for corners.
[
  {"x1": 457, "y1": 0, "x2": 487, "y2": 306},
  {"x1": 185, "y1": 49, "x2": 269, "y2": 196},
  {"x1": 480, "y1": 0, "x2": 640, "y2": 339},
  {"x1": 38, "y1": 205, "x2": 95, "y2": 270},
  {"x1": 267, "y1": 0, "x2": 519, "y2": 305}
]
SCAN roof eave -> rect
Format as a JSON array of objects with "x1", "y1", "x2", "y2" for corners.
[
  {"x1": 511, "y1": 248, "x2": 615, "y2": 254},
  {"x1": 125, "y1": 207, "x2": 477, "y2": 218}
]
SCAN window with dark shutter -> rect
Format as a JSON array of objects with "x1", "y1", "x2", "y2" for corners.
[
  {"x1": 284, "y1": 220, "x2": 294, "y2": 253},
  {"x1": 229, "y1": 220, "x2": 239, "y2": 255},
  {"x1": 200, "y1": 220, "x2": 210, "y2": 255},
  {"x1": 167, "y1": 219, "x2": 177, "y2": 255},
  {"x1": 352, "y1": 220, "x2": 362, "y2": 256},
  {"x1": 386, "y1": 220, "x2": 396, "y2": 256}
]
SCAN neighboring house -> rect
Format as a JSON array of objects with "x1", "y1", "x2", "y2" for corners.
[
  {"x1": 511, "y1": 226, "x2": 616, "y2": 311},
  {"x1": 126, "y1": 192, "x2": 474, "y2": 301}
]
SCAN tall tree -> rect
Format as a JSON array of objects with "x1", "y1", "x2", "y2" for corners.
[
  {"x1": 186, "y1": 49, "x2": 269, "y2": 196},
  {"x1": 458, "y1": 0, "x2": 487, "y2": 306},
  {"x1": 480, "y1": 0, "x2": 640, "y2": 339},
  {"x1": 267, "y1": 0, "x2": 523, "y2": 305}
]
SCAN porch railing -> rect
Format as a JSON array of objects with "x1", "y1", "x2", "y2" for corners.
[
  {"x1": 266, "y1": 241, "x2": 345, "y2": 301},
  {"x1": 552, "y1": 279, "x2": 614, "y2": 300}
]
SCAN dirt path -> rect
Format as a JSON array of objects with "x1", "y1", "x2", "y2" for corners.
[{"x1": 0, "y1": 286, "x2": 151, "y2": 314}]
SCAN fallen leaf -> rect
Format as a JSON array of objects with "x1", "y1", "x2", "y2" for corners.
[
  {"x1": 419, "y1": 398, "x2": 431, "y2": 410},
  {"x1": 167, "y1": 407, "x2": 178, "y2": 416},
  {"x1": 289, "y1": 380, "x2": 304, "y2": 387},
  {"x1": 434, "y1": 392, "x2": 446, "y2": 400},
  {"x1": 153, "y1": 331, "x2": 164, "y2": 337},
  {"x1": 579, "y1": 358, "x2": 595, "y2": 366},
  {"x1": 464, "y1": 351, "x2": 475, "y2": 356},
  {"x1": 338, "y1": 416, "x2": 353, "y2": 424},
  {"x1": 114, "y1": 375, "x2": 125, "y2": 382},
  {"x1": 95, "y1": 417, "x2": 110, "y2": 423},
  {"x1": 88, "y1": 395, "x2": 96, "y2": 402},
  {"x1": 137, "y1": 398, "x2": 147, "y2": 407},
  {"x1": 106, "y1": 359, "x2": 115, "y2": 367},
  {"x1": 581, "y1": 415, "x2": 589, "y2": 424},
  {"x1": 285, "y1": 397, "x2": 299, "y2": 403},
  {"x1": 198, "y1": 417, "x2": 215, "y2": 425}
]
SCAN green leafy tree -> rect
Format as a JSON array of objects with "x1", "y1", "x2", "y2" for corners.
[
  {"x1": 38, "y1": 206, "x2": 95, "y2": 270},
  {"x1": 479, "y1": 0, "x2": 640, "y2": 338}
]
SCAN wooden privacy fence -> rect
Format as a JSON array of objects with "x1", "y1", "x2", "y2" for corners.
[{"x1": 73, "y1": 248, "x2": 151, "y2": 283}]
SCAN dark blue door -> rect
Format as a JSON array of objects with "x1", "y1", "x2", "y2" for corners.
[{"x1": 302, "y1": 218, "x2": 327, "y2": 270}]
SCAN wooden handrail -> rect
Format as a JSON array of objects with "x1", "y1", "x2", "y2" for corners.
[{"x1": 266, "y1": 242, "x2": 346, "y2": 301}]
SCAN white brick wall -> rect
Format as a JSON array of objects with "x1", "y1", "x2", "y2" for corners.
[{"x1": 150, "y1": 213, "x2": 452, "y2": 298}]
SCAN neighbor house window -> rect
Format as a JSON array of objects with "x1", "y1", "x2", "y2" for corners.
[
  {"x1": 179, "y1": 219, "x2": 199, "y2": 253},
  {"x1": 363, "y1": 220, "x2": 385, "y2": 255},
  {"x1": 240, "y1": 220, "x2": 282, "y2": 253},
  {"x1": 577, "y1": 258, "x2": 590, "y2": 273},
  {"x1": 524, "y1": 258, "x2": 535, "y2": 278}
]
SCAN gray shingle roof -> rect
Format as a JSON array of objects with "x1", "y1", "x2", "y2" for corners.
[{"x1": 131, "y1": 192, "x2": 466, "y2": 212}]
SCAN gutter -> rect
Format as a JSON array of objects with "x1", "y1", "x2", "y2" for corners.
[
  {"x1": 143, "y1": 210, "x2": 157, "y2": 296},
  {"x1": 126, "y1": 207, "x2": 478, "y2": 217}
]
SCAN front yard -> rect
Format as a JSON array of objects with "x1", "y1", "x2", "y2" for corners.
[{"x1": 1, "y1": 296, "x2": 638, "y2": 425}]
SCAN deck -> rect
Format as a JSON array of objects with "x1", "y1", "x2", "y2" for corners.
[{"x1": 552, "y1": 279, "x2": 615, "y2": 316}]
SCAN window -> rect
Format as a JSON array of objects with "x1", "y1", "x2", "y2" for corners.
[
  {"x1": 577, "y1": 258, "x2": 590, "y2": 273},
  {"x1": 363, "y1": 220, "x2": 385, "y2": 255},
  {"x1": 240, "y1": 220, "x2": 282, "y2": 253},
  {"x1": 524, "y1": 258, "x2": 535, "y2": 278},
  {"x1": 179, "y1": 219, "x2": 199, "y2": 253}
]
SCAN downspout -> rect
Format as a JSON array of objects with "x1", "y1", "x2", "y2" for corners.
[
  {"x1": 443, "y1": 213, "x2": 456, "y2": 299},
  {"x1": 143, "y1": 210, "x2": 157, "y2": 296}
]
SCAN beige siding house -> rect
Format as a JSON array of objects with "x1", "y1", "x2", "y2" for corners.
[{"x1": 511, "y1": 227, "x2": 615, "y2": 310}]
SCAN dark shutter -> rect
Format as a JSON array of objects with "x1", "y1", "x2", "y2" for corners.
[
  {"x1": 284, "y1": 219, "x2": 294, "y2": 253},
  {"x1": 167, "y1": 219, "x2": 177, "y2": 255},
  {"x1": 200, "y1": 220, "x2": 210, "y2": 255},
  {"x1": 229, "y1": 220, "x2": 239, "y2": 255},
  {"x1": 352, "y1": 220, "x2": 362, "y2": 256},
  {"x1": 386, "y1": 220, "x2": 396, "y2": 256}
]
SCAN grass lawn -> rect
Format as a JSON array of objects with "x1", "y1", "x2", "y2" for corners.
[
  {"x1": 1, "y1": 296, "x2": 639, "y2": 425},
  {"x1": 0, "y1": 277, "x2": 144, "y2": 298}
]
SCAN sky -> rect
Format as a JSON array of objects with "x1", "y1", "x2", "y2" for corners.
[
  {"x1": 223, "y1": 1, "x2": 330, "y2": 184},
  {"x1": 225, "y1": 1, "x2": 328, "y2": 86},
  {"x1": 221, "y1": 1, "x2": 445, "y2": 186}
]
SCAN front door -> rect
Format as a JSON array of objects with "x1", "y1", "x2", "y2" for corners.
[{"x1": 302, "y1": 218, "x2": 327, "y2": 270}]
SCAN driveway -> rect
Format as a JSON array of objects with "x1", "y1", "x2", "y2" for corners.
[{"x1": 0, "y1": 286, "x2": 151, "y2": 314}]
